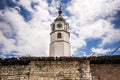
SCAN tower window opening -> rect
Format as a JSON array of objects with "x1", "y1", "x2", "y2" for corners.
[
  {"x1": 65, "y1": 25, "x2": 67, "y2": 31},
  {"x1": 57, "y1": 33, "x2": 62, "y2": 38},
  {"x1": 52, "y1": 24, "x2": 55, "y2": 31}
]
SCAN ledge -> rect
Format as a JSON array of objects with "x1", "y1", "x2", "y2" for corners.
[{"x1": 0, "y1": 55, "x2": 120, "y2": 65}]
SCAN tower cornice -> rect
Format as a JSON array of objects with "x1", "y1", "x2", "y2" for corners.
[
  {"x1": 50, "y1": 30, "x2": 70, "y2": 36},
  {"x1": 50, "y1": 40, "x2": 70, "y2": 45}
]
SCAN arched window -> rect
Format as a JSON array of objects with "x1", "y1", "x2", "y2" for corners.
[{"x1": 57, "y1": 33, "x2": 62, "y2": 38}]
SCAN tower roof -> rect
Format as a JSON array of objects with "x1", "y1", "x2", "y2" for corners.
[{"x1": 54, "y1": 5, "x2": 66, "y2": 22}]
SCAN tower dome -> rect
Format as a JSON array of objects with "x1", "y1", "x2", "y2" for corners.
[
  {"x1": 54, "y1": 16, "x2": 65, "y2": 22},
  {"x1": 54, "y1": 6, "x2": 66, "y2": 22}
]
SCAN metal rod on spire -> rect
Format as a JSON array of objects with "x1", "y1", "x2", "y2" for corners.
[
  {"x1": 59, "y1": 4, "x2": 61, "y2": 11},
  {"x1": 58, "y1": 4, "x2": 62, "y2": 16}
]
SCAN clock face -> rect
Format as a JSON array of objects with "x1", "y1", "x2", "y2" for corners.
[{"x1": 57, "y1": 23, "x2": 62, "y2": 28}]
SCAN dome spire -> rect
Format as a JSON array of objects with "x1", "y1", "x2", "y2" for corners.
[
  {"x1": 58, "y1": 4, "x2": 62, "y2": 16},
  {"x1": 54, "y1": 4, "x2": 65, "y2": 22}
]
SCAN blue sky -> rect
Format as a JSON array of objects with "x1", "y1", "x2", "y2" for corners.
[{"x1": 0, "y1": 0, "x2": 120, "y2": 58}]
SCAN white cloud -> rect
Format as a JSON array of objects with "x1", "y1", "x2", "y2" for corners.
[
  {"x1": 99, "y1": 27, "x2": 120, "y2": 47},
  {"x1": 67, "y1": 0, "x2": 120, "y2": 55},
  {"x1": 67, "y1": 0, "x2": 120, "y2": 25},
  {"x1": 0, "y1": 30, "x2": 16, "y2": 54},
  {"x1": 91, "y1": 47, "x2": 112, "y2": 55},
  {"x1": 13, "y1": 0, "x2": 33, "y2": 12},
  {"x1": 48, "y1": 0, "x2": 61, "y2": 16},
  {"x1": 0, "y1": 0, "x2": 53, "y2": 57},
  {"x1": 0, "y1": 0, "x2": 120, "y2": 57}
]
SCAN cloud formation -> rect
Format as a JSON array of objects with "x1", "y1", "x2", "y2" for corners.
[
  {"x1": 67, "y1": 0, "x2": 120, "y2": 56},
  {"x1": 0, "y1": 0, "x2": 52, "y2": 57},
  {"x1": 0, "y1": 0, "x2": 120, "y2": 58}
]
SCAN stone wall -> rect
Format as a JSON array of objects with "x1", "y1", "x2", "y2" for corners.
[
  {"x1": 0, "y1": 56, "x2": 120, "y2": 80},
  {"x1": 0, "y1": 59, "x2": 92, "y2": 80},
  {"x1": 89, "y1": 55, "x2": 120, "y2": 80},
  {"x1": 90, "y1": 64, "x2": 120, "y2": 80},
  {"x1": 0, "y1": 65, "x2": 31, "y2": 80}
]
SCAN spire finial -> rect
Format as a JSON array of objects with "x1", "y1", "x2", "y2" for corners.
[
  {"x1": 59, "y1": 4, "x2": 61, "y2": 11},
  {"x1": 58, "y1": 4, "x2": 62, "y2": 16}
]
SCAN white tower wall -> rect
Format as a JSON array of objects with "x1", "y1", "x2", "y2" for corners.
[{"x1": 50, "y1": 31, "x2": 71, "y2": 57}]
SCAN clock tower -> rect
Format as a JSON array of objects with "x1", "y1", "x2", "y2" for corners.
[{"x1": 49, "y1": 6, "x2": 71, "y2": 57}]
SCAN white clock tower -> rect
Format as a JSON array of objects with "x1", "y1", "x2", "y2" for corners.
[{"x1": 49, "y1": 6, "x2": 71, "y2": 57}]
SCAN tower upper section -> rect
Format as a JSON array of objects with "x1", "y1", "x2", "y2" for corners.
[
  {"x1": 49, "y1": 6, "x2": 71, "y2": 57},
  {"x1": 50, "y1": 6, "x2": 69, "y2": 33}
]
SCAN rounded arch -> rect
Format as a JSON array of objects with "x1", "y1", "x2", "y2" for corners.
[{"x1": 57, "y1": 33, "x2": 62, "y2": 38}]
